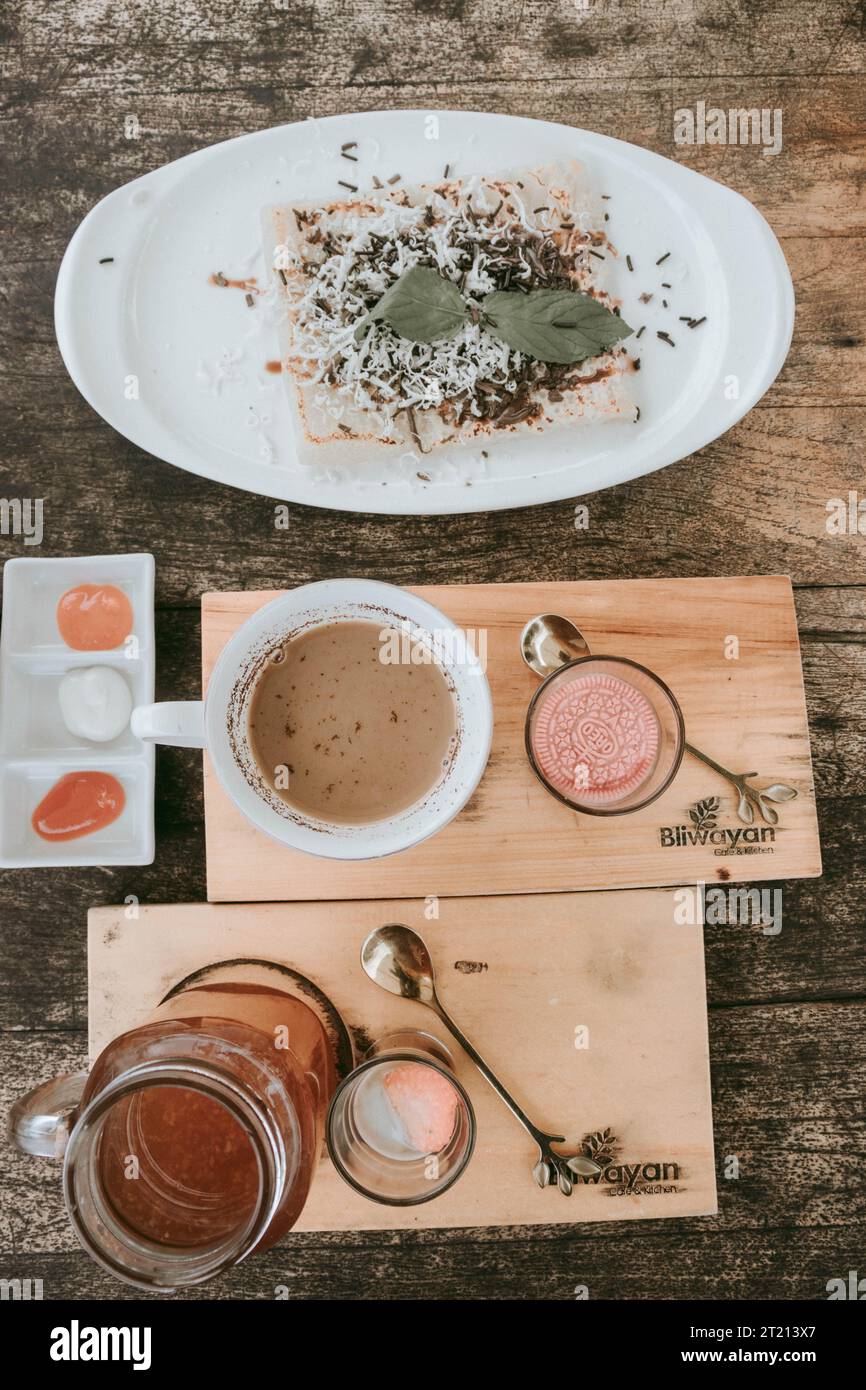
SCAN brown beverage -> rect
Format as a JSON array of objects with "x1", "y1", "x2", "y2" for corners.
[
  {"x1": 86, "y1": 977, "x2": 336, "y2": 1256},
  {"x1": 247, "y1": 620, "x2": 458, "y2": 824}
]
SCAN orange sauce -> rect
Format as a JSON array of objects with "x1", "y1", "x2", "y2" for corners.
[
  {"x1": 57, "y1": 584, "x2": 133, "y2": 651},
  {"x1": 32, "y1": 771, "x2": 125, "y2": 841}
]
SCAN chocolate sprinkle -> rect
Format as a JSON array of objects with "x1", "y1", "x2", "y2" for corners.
[
  {"x1": 656, "y1": 252, "x2": 671, "y2": 265},
  {"x1": 657, "y1": 330, "x2": 675, "y2": 346}
]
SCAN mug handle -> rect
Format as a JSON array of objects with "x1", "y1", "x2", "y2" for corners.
[
  {"x1": 131, "y1": 701, "x2": 206, "y2": 748},
  {"x1": 8, "y1": 1072, "x2": 89, "y2": 1159}
]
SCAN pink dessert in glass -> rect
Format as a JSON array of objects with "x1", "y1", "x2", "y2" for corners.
[
  {"x1": 383, "y1": 1061, "x2": 459, "y2": 1154},
  {"x1": 530, "y1": 670, "x2": 660, "y2": 805}
]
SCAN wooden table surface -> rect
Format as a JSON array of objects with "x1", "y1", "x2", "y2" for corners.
[{"x1": 1, "y1": 0, "x2": 864, "y2": 1301}]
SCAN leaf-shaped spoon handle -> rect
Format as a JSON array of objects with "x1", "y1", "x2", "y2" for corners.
[
  {"x1": 427, "y1": 994, "x2": 601, "y2": 1191},
  {"x1": 684, "y1": 742, "x2": 798, "y2": 825}
]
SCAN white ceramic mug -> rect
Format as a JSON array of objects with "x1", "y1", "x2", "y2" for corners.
[{"x1": 131, "y1": 579, "x2": 493, "y2": 860}]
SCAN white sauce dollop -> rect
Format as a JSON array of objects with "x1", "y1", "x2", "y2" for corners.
[{"x1": 59, "y1": 666, "x2": 132, "y2": 743}]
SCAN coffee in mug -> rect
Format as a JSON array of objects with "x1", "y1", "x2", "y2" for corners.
[{"x1": 247, "y1": 620, "x2": 458, "y2": 825}]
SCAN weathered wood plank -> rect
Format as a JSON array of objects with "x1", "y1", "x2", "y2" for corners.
[
  {"x1": 0, "y1": 85, "x2": 861, "y2": 241},
  {"x1": 3, "y1": 407, "x2": 863, "y2": 590},
  {"x1": 6, "y1": 1, "x2": 866, "y2": 86},
  {"x1": 3, "y1": 1224, "x2": 862, "y2": 1300},
  {"x1": 1, "y1": 80, "x2": 864, "y2": 248},
  {"x1": 795, "y1": 584, "x2": 866, "y2": 636},
  {"x1": 776, "y1": 238, "x2": 866, "y2": 406}
]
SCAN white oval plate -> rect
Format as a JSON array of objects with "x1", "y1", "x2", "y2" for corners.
[{"x1": 55, "y1": 109, "x2": 793, "y2": 516}]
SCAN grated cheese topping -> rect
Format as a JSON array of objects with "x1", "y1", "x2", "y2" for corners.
[{"x1": 279, "y1": 178, "x2": 603, "y2": 436}]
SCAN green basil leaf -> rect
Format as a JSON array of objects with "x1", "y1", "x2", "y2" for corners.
[
  {"x1": 355, "y1": 265, "x2": 467, "y2": 344},
  {"x1": 481, "y1": 288, "x2": 632, "y2": 364}
]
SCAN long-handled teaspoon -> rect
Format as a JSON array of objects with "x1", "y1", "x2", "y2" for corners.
[
  {"x1": 361, "y1": 923, "x2": 602, "y2": 1194},
  {"x1": 520, "y1": 613, "x2": 798, "y2": 825}
]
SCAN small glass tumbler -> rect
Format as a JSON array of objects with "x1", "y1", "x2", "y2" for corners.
[
  {"x1": 326, "y1": 1030, "x2": 476, "y2": 1205},
  {"x1": 525, "y1": 655, "x2": 685, "y2": 816}
]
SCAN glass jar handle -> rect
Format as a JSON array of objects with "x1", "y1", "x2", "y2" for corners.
[{"x1": 7, "y1": 1072, "x2": 88, "y2": 1159}]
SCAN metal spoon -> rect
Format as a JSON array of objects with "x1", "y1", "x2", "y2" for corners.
[
  {"x1": 520, "y1": 613, "x2": 798, "y2": 825},
  {"x1": 361, "y1": 924, "x2": 602, "y2": 1193}
]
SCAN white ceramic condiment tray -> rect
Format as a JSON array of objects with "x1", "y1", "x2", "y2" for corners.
[{"x1": 0, "y1": 554, "x2": 155, "y2": 867}]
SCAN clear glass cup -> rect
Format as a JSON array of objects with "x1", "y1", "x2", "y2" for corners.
[
  {"x1": 525, "y1": 655, "x2": 685, "y2": 815},
  {"x1": 7, "y1": 960, "x2": 345, "y2": 1291},
  {"x1": 326, "y1": 1030, "x2": 475, "y2": 1205}
]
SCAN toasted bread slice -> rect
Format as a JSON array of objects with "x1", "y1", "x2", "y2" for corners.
[{"x1": 264, "y1": 160, "x2": 633, "y2": 466}]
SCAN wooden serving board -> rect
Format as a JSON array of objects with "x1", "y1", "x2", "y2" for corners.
[
  {"x1": 202, "y1": 576, "x2": 821, "y2": 902},
  {"x1": 88, "y1": 890, "x2": 717, "y2": 1230}
]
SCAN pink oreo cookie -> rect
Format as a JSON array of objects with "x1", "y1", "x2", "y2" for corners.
[{"x1": 530, "y1": 670, "x2": 660, "y2": 805}]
